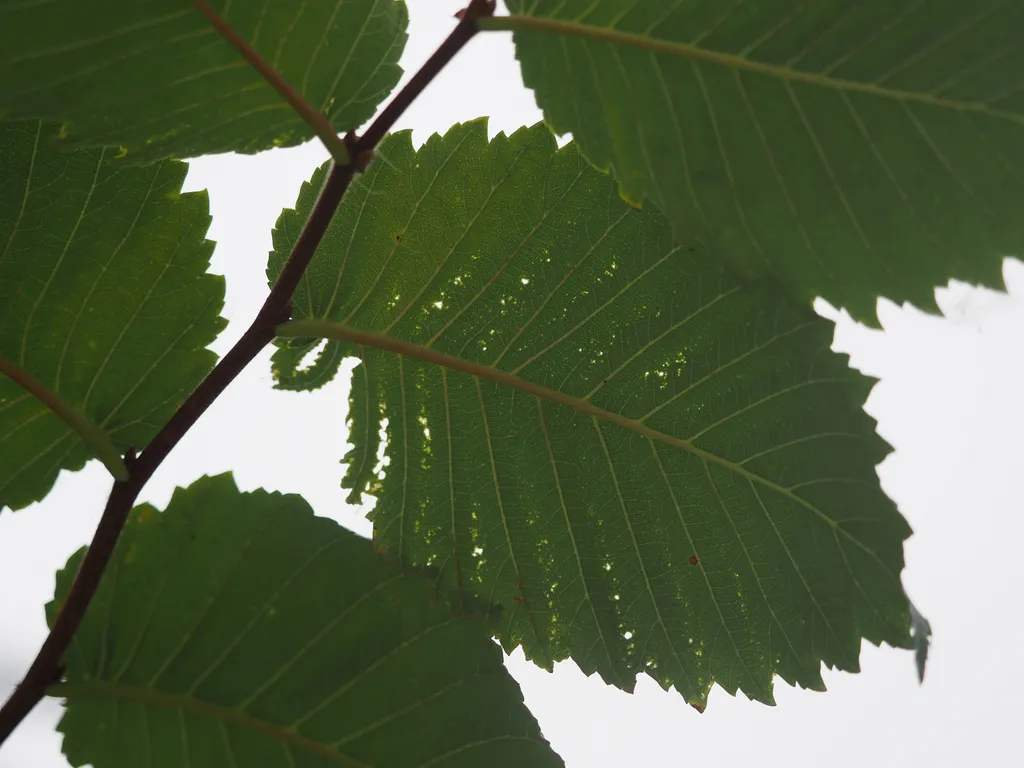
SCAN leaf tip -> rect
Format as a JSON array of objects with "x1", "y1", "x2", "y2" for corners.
[{"x1": 909, "y1": 600, "x2": 932, "y2": 684}]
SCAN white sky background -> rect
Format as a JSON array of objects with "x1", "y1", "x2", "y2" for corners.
[{"x1": 2, "y1": 2, "x2": 1023, "y2": 765}]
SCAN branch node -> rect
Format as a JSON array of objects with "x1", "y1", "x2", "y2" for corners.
[
  {"x1": 354, "y1": 148, "x2": 376, "y2": 174},
  {"x1": 123, "y1": 446, "x2": 139, "y2": 473},
  {"x1": 455, "y1": 0, "x2": 497, "y2": 22},
  {"x1": 345, "y1": 132, "x2": 376, "y2": 173}
]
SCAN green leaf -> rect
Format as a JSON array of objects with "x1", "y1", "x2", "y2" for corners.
[
  {"x1": 0, "y1": 120, "x2": 225, "y2": 511},
  {"x1": 269, "y1": 120, "x2": 913, "y2": 707},
  {"x1": 0, "y1": 0, "x2": 408, "y2": 163},
  {"x1": 49, "y1": 474, "x2": 563, "y2": 768},
  {"x1": 486, "y1": 0, "x2": 1021, "y2": 322}
]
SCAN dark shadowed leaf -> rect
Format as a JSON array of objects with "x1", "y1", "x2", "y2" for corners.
[
  {"x1": 489, "y1": 0, "x2": 1021, "y2": 322},
  {"x1": 269, "y1": 121, "x2": 913, "y2": 707},
  {"x1": 0, "y1": 120, "x2": 225, "y2": 512},
  {"x1": 49, "y1": 474, "x2": 562, "y2": 768},
  {"x1": 0, "y1": 0, "x2": 408, "y2": 163}
]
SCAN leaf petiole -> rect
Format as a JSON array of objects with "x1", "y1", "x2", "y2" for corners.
[
  {"x1": 190, "y1": 0, "x2": 351, "y2": 164},
  {"x1": 0, "y1": 353, "x2": 128, "y2": 482}
]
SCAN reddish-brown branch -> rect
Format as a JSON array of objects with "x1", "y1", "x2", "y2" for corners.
[{"x1": 0, "y1": 0, "x2": 494, "y2": 746}]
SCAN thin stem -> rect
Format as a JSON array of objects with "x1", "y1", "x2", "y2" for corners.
[
  {"x1": 0, "y1": 353, "x2": 127, "y2": 482},
  {"x1": 0, "y1": 0, "x2": 494, "y2": 747},
  {"x1": 191, "y1": 0, "x2": 350, "y2": 163}
]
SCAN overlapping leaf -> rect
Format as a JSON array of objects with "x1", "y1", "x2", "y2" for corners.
[
  {"x1": 49, "y1": 474, "x2": 562, "y2": 768},
  {"x1": 269, "y1": 120, "x2": 913, "y2": 706},
  {"x1": 0, "y1": 120, "x2": 225, "y2": 511},
  {"x1": 0, "y1": 0, "x2": 407, "y2": 162},
  {"x1": 492, "y1": 0, "x2": 1022, "y2": 322}
]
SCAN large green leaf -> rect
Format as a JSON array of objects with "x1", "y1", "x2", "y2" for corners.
[
  {"x1": 0, "y1": 0, "x2": 407, "y2": 163},
  {"x1": 49, "y1": 474, "x2": 563, "y2": 768},
  {"x1": 0, "y1": 120, "x2": 225, "y2": 511},
  {"x1": 487, "y1": 0, "x2": 1022, "y2": 322},
  {"x1": 269, "y1": 121, "x2": 913, "y2": 707}
]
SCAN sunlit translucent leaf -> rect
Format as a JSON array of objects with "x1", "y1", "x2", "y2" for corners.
[
  {"x1": 269, "y1": 121, "x2": 913, "y2": 707},
  {"x1": 0, "y1": 0, "x2": 408, "y2": 162},
  {"x1": 50, "y1": 474, "x2": 563, "y2": 768},
  {"x1": 492, "y1": 0, "x2": 1021, "y2": 322},
  {"x1": 0, "y1": 120, "x2": 225, "y2": 512}
]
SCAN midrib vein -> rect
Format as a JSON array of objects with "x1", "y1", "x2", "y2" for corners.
[
  {"x1": 277, "y1": 318, "x2": 894, "y2": 578},
  {"x1": 480, "y1": 15, "x2": 1024, "y2": 126},
  {"x1": 51, "y1": 681, "x2": 372, "y2": 768}
]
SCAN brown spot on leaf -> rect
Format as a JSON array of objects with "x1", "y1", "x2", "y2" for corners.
[{"x1": 688, "y1": 555, "x2": 699, "y2": 566}]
